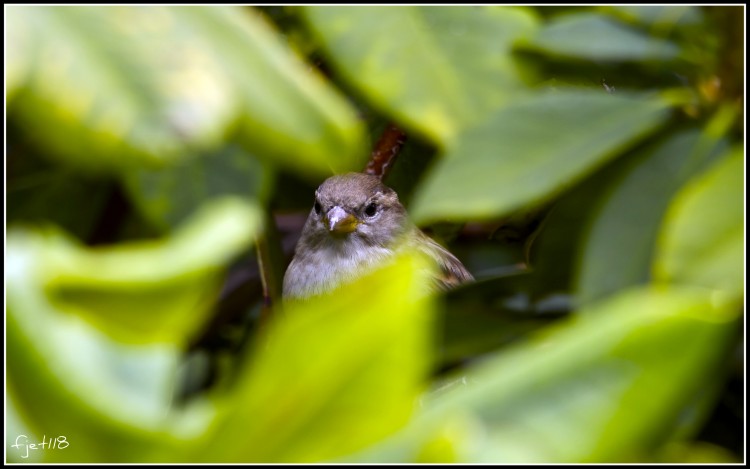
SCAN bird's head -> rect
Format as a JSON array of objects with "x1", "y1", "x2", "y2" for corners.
[{"x1": 306, "y1": 172, "x2": 410, "y2": 247}]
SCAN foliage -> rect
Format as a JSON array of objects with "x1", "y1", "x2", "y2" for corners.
[{"x1": 5, "y1": 5, "x2": 744, "y2": 463}]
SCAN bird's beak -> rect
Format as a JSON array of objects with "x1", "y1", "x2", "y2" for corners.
[{"x1": 325, "y1": 206, "x2": 358, "y2": 235}]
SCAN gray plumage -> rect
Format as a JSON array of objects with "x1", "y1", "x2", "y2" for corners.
[{"x1": 283, "y1": 173, "x2": 473, "y2": 299}]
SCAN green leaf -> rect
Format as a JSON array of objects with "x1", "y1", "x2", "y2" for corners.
[
  {"x1": 7, "y1": 321, "x2": 186, "y2": 462},
  {"x1": 440, "y1": 273, "x2": 565, "y2": 365},
  {"x1": 301, "y1": 6, "x2": 539, "y2": 144},
  {"x1": 528, "y1": 158, "x2": 629, "y2": 298},
  {"x1": 7, "y1": 166, "x2": 113, "y2": 242},
  {"x1": 411, "y1": 89, "x2": 672, "y2": 224},
  {"x1": 521, "y1": 12, "x2": 681, "y2": 61},
  {"x1": 175, "y1": 7, "x2": 366, "y2": 176},
  {"x1": 446, "y1": 288, "x2": 738, "y2": 463},
  {"x1": 8, "y1": 248, "x2": 189, "y2": 462},
  {"x1": 440, "y1": 303, "x2": 558, "y2": 365},
  {"x1": 123, "y1": 145, "x2": 272, "y2": 229},
  {"x1": 6, "y1": 197, "x2": 261, "y2": 461},
  {"x1": 354, "y1": 286, "x2": 740, "y2": 463},
  {"x1": 7, "y1": 197, "x2": 262, "y2": 345},
  {"x1": 600, "y1": 6, "x2": 704, "y2": 29},
  {"x1": 6, "y1": 390, "x2": 44, "y2": 463},
  {"x1": 6, "y1": 6, "x2": 365, "y2": 175},
  {"x1": 6, "y1": 6, "x2": 236, "y2": 169},
  {"x1": 200, "y1": 252, "x2": 436, "y2": 462},
  {"x1": 5, "y1": 5, "x2": 32, "y2": 103},
  {"x1": 575, "y1": 129, "x2": 728, "y2": 306},
  {"x1": 657, "y1": 441, "x2": 740, "y2": 463},
  {"x1": 653, "y1": 147, "x2": 744, "y2": 300}
]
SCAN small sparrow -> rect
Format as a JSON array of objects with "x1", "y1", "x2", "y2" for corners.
[{"x1": 283, "y1": 172, "x2": 473, "y2": 299}]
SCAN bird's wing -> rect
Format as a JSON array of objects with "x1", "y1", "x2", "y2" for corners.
[{"x1": 413, "y1": 230, "x2": 474, "y2": 291}]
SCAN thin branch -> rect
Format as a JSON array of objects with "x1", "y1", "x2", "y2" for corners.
[
  {"x1": 365, "y1": 123, "x2": 408, "y2": 180},
  {"x1": 255, "y1": 209, "x2": 285, "y2": 328}
]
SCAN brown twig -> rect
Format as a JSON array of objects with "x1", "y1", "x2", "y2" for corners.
[
  {"x1": 365, "y1": 123, "x2": 408, "y2": 180},
  {"x1": 255, "y1": 210, "x2": 285, "y2": 329}
]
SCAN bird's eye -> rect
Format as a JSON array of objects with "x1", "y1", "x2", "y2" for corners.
[
  {"x1": 314, "y1": 200, "x2": 322, "y2": 215},
  {"x1": 364, "y1": 202, "x2": 378, "y2": 217}
]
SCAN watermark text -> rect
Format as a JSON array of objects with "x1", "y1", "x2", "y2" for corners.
[{"x1": 11, "y1": 435, "x2": 68, "y2": 459}]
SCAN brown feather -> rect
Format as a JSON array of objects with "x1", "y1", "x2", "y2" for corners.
[{"x1": 412, "y1": 229, "x2": 474, "y2": 292}]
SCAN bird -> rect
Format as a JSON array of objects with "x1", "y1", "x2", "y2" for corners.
[{"x1": 282, "y1": 172, "x2": 473, "y2": 299}]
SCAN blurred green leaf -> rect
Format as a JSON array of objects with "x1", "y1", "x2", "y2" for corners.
[
  {"x1": 576, "y1": 129, "x2": 728, "y2": 306},
  {"x1": 200, "y1": 252, "x2": 435, "y2": 462},
  {"x1": 301, "y1": 6, "x2": 539, "y2": 143},
  {"x1": 7, "y1": 317, "x2": 186, "y2": 462},
  {"x1": 6, "y1": 197, "x2": 261, "y2": 462},
  {"x1": 8, "y1": 198, "x2": 262, "y2": 345},
  {"x1": 440, "y1": 304, "x2": 557, "y2": 365},
  {"x1": 600, "y1": 6, "x2": 704, "y2": 29},
  {"x1": 354, "y1": 286, "x2": 739, "y2": 463},
  {"x1": 528, "y1": 155, "x2": 627, "y2": 298},
  {"x1": 447, "y1": 287, "x2": 738, "y2": 463},
  {"x1": 411, "y1": 89, "x2": 672, "y2": 224},
  {"x1": 7, "y1": 167, "x2": 113, "y2": 241},
  {"x1": 657, "y1": 441, "x2": 740, "y2": 463},
  {"x1": 175, "y1": 7, "x2": 366, "y2": 176},
  {"x1": 440, "y1": 273, "x2": 565, "y2": 364},
  {"x1": 5, "y1": 5, "x2": 32, "y2": 103},
  {"x1": 123, "y1": 145, "x2": 272, "y2": 229},
  {"x1": 521, "y1": 12, "x2": 681, "y2": 61},
  {"x1": 8, "y1": 244, "x2": 183, "y2": 462},
  {"x1": 5, "y1": 5, "x2": 744, "y2": 464},
  {"x1": 6, "y1": 6, "x2": 236, "y2": 169},
  {"x1": 653, "y1": 147, "x2": 744, "y2": 300},
  {"x1": 6, "y1": 6, "x2": 365, "y2": 175},
  {"x1": 6, "y1": 390, "x2": 44, "y2": 463}
]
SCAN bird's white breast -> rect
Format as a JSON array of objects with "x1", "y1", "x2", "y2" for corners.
[{"x1": 283, "y1": 236, "x2": 395, "y2": 299}]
